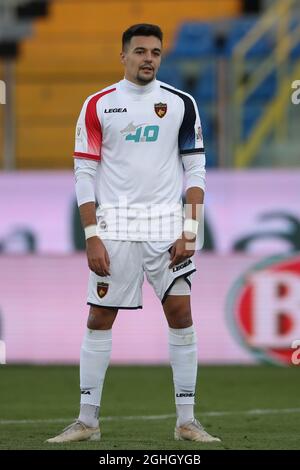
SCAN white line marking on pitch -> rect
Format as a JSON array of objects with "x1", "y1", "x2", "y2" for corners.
[{"x1": 1, "y1": 408, "x2": 300, "y2": 425}]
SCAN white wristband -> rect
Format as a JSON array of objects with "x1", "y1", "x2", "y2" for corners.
[
  {"x1": 183, "y1": 218, "x2": 199, "y2": 236},
  {"x1": 84, "y1": 224, "x2": 98, "y2": 240}
]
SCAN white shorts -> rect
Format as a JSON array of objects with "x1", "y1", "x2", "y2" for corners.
[{"x1": 87, "y1": 240, "x2": 196, "y2": 309}]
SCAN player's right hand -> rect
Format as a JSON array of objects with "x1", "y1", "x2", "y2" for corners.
[{"x1": 86, "y1": 237, "x2": 110, "y2": 276}]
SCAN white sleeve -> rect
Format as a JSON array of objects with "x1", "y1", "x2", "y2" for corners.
[
  {"x1": 73, "y1": 95, "x2": 102, "y2": 161},
  {"x1": 74, "y1": 158, "x2": 98, "y2": 206},
  {"x1": 182, "y1": 153, "x2": 206, "y2": 191}
]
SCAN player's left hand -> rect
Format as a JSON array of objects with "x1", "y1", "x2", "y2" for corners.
[{"x1": 168, "y1": 233, "x2": 196, "y2": 268}]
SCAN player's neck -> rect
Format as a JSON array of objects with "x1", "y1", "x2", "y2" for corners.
[{"x1": 121, "y1": 77, "x2": 157, "y2": 95}]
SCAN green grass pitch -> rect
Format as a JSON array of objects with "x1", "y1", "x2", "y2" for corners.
[{"x1": 0, "y1": 365, "x2": 299, "y2": 450}]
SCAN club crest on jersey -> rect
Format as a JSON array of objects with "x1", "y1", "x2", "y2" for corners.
[
  {"x1": 97, "y1": 282, "x2": 109, "y2": 298},
  {"x1": 154, "y1": 102, "x2": 167, "y2": 118}
]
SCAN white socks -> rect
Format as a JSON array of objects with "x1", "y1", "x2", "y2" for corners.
[
  {"x1": 78, "y1": 403, "x2": 99, "y2": 428},
  {"x1": 78, "y1": 325, "x2": 198, "y2": 428},
  {"x1": 168, "y1": 325, "x2": 198, "y2": 426},
  {"x1": 176, "y1": 404, "x2": 194, "y2": 426},
  {"x1": 78, "y1": 328, "x2": 112, "y2": 427}
]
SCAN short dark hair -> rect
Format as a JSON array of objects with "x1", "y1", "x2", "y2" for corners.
[{"x1": 122, "y1": 24, "x2": 163, "y2": 51}]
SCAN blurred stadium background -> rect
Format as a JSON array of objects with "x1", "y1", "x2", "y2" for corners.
[{"x1": 0, "y1": 0, "x2": 300, "y2": 450}]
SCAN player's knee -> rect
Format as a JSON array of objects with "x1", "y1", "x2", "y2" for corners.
[
  {"x1": 164, "y1": 301, "x2": 192, "y2": 329},
  {"x1": 87, "y1": 306, "x2": 118, "y2": 330},
  {"x1": 171, "y1": 315, "x2": 193, "y2": 329}
]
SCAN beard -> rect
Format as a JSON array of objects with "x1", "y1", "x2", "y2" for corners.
[{"x1": 136, "y1": 69, "x2": 155, "y2": 84}]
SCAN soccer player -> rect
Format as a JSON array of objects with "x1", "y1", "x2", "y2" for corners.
[{"x1": 47, "y1": 23, "x2": 220, "y2": 444}]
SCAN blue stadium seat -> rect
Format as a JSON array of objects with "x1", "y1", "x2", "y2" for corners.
[
  {"x1": 168, "y1": 22, "x2": 216, "y2": 58},
  {"x1": 225, "y1": 16, "x2": 300, "y2": 60},
  {"x1": 245, "y1": 70, "x2": 277, "y2": 103},
  {"x1": 290, "y1": 16, "x2": 300, "y2": 60},
  {"x1": 156, "y1": 63, "x2": 185, "y2": 90},
  {"x1": 196, "y1": 106, "x2": 214, "y2": 142},
  {"x1": 194, "y1": 64, "x2": 217, "y2": 102},
  {"x1": 291, "y1": 42, "x2": 300, "y2": 59},
  {"x1": 242, "y1": 105, "x2": 264, "y2": 139},
  {"x1": 197, "y1": 106, "x2": 217, "y2": 167},
  {"x1": 224, "y1": 17, "x2": 275, "y2": 57}
]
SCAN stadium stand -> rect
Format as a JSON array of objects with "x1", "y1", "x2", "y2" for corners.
[
  {"x1": 0, "y1": 0, "x2": 240, "y2": 168},
  {"x1": 0, "y1": 0, "x2": 299, "y2": 168}
]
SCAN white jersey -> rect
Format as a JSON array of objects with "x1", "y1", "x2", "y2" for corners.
[{"x1": 74, "y1": 78, "x2": 205, "y2": 241}]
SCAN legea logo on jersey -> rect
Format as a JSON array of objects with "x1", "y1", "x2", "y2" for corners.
[
  {"x1": 226, "y1": 254, "x2": 300, "y2": 365},
  {"x1": 104, "y1": 108, "x2": 127, "y2": 113},
  {"x1": 121, "y1": 121, "x2": 159, "y2": 143}
]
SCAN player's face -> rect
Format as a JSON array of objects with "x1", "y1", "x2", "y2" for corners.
[{"x1": 121, "y1": 35, "x2": 162, "y2": 85}]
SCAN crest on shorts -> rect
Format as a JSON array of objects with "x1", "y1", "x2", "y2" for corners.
[
  {"x1": 97, "y1": 282, "x2": 109, "y2": 298},
  {"x1": 154, "y1": 102, "x2": 167, "y2": 118}
]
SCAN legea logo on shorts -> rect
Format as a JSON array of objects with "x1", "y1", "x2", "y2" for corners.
[{"x1": 226, "y1": 253, "x2": 300, "y2": 365}]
